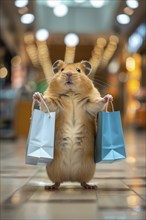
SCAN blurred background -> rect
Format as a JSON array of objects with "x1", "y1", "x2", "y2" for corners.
[{"x1": 0, "y1": 0, "x2": 146, "y2": 139}]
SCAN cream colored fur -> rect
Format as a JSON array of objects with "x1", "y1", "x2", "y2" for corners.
[{"x1": 40, "y1": 61, "x2": 107, "y2": 184}]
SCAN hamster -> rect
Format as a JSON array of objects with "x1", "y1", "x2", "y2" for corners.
[{"x1": 33, "y1": 60, "x2": 113, "y2": 190}]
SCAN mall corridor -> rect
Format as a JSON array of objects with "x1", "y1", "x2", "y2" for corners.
[
  {"x1": 0, "y1": 128, "x2": 145, "y2": 220},
  {"x1": 0, "y1": 0, "x2": 146, "y2": 219}
]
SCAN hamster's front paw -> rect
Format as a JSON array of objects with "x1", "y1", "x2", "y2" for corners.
[
  {"x1": 102, "y1": 94, "x2": 113, "y2": 103},
  {"x1": 33, "y1": 92, "x2": 43, "y2": 103}
]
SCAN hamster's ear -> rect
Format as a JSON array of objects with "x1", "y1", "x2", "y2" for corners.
[
  {"x1": 81, "y1": 61, "x2": 92, "y2": 75},
  {"x1": 52, "y1": 60, "x2": 64, "y2": 74}
]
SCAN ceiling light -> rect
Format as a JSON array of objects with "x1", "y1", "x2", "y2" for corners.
[
  {"x1": 109, "y1": 35, "x2": 119, "y2": 44},
  {"x1": 18, "y1": 7, "x2": 29, "y2": 14},
  {"x1": 126, "y1": 0, "x2": 139, "y2": 9},
  {"x1": 20, "y1": 13, "x2": 35, "y2": 24},
  {"x1": 64, "y1": 33, "x2": 79, "y2": 47},
  {"x1": 123, "y1": 7, "x2": 134, "y2": 16},
  {"x1": 53, "y1": 4, "x2": 68, "y2": 17},
  {"x1": 108, "y1": 60, "x2": 120, "y2": 74},
  {"x1": 11, "y1": 56, "x2": 22, "y2": 67},
  {"x1": 116, "y1": 14, "x2": 130, "y2": 24},
  {"x1": 126, "y1": 57, "x2": 135, "y2": 72},
  {"x1": 0, "y1": 67, "x2": 8, "y2": 78},
  {"x1": 128, "y1": 33, "x2": 143, "y2": 52},
  {"x1": 36, "y1": 29, "x2": 49, "y2": 41},
  {"x1": 137, "y1": 23, "x2": 146, "y2": 38},
  {"x1": 15, "y1": 0, "x2": 29, "y2": 8},
  {"x1": 90, "y1": 0, "x2": 105, "y2": 8},
  {"x1": 46, "y1": 0, "x2": 60, "y2": 8},
  {"x1": 96, "y1": 38, "x2": 107, "y2": 47},
  {"x1": 24, "y1": 33, "x2": 34, "y2": 44}
]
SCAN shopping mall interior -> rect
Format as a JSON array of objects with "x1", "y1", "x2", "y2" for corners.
[{"x1": 0, "y1": 0, "x2": 146, "y2": 219}]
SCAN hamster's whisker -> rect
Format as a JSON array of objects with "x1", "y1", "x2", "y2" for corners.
[
  {"x1": 92, "y1": 81, "x2": 111, "y2": 94},
  {"x1": 92, "y1": 80, "x2": 108, "y2": 88},
  {"x1": 92, "y1": 79, "x2": 115, "y2": 88}
]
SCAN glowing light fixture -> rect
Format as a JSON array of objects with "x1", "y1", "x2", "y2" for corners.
[
  {"x1": 108, "y1": 60, "x2": 120, "y2": 74},
  {"x1": 128, "y1": 33, "x2": 143, "y2": 53},
  {"x1": 123, "y1": 7, "x2": 134, "y2": 16},
  {"x1": 46, "y1": 0, "x2": 60, "y2": 8},
  {"x1": 64, "y1": 33, "x2": 79, "y2": 47},
  {"x1": 0, "y1": 67, "x2": 8, "y2": 78},
  {"x1": 11, "y1": 56, "x2": 22, "y2": 67},
  {"x1": 90, "y1": 0, "x2": 105, "y2": 8},
  {"x1": 137, "y1": 23, "x2": 146, "y2": 38},
  {"x1": 97, "y1": 37, "x2": 107, "y2": 47},
  {"x1": 53, "y1": 4, "x2": 68, "y2": 17},
  {"x1": 24, "y1": 33, "x2": 34, "y2": 44},
  {"x1": 109, "y1": 35, "x2": 119, "y2": 44},
  {"x1": 20, "y1": 13, "x2": 35, "y2": 24},
  {"x1": 15, "y1": 0, "x2": 29, "y2": 8},
  {"x1": 126, "y1": 57, "x2": 135, "y2": 72},
  {"x1": 126, "y1": 0, "x2": 139, "y2": 9},
  {"x1": 128, "y1": 23, "x2": 146, "y2": 53},
  {"x1": 116, "y1": 14, "x2": 130, "y2": 24},
  {"x1": 128, "y1": 80, "x2": 140, "y2": 93},
  {"x1": 18, "y1": 7, "x2": 29, "y2": 14},
  {"x1": 36, "y1": 29, "x2": 49, "y2": 41}
]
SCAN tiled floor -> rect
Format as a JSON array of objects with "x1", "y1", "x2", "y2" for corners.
[{"x1": 0, "y1": 128, "x2": 146, "y2": 220}]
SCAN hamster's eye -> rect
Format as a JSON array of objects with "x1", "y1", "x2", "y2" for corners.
[
  {"x1": 76, "y1": 68, "x2": 81, "y2": 73},
  {"x1": 61, "y1": 68, "x2": 64, "y2": 72}
]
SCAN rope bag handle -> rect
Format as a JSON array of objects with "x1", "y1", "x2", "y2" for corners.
[{"x1": 32, "y1": 94, "x2": 51, "y2": 118}]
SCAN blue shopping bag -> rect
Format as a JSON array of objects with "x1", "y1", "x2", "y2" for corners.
[{"x1": 94, "y1": 102, "x2": 126, "y2": 163}]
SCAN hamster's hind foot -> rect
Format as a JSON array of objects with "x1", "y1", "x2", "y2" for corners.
[
  {"x1": 45, "y1": 182, "x2": 60, "y2": 191},
  {"x1": 81, "y1": 182, "x2": 98, "y2": 190}
]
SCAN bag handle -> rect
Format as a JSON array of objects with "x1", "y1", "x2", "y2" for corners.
[
  {"x1": 32, "y1": 95, "x2": 51, "y2": 118},
  {"x1": 105, "y1": 101, "x2": 114, "y2": 112}
]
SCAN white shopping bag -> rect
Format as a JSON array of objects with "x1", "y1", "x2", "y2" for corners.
[{"x1": 26, "y1": 96, "x2": 56, "y2": 166}]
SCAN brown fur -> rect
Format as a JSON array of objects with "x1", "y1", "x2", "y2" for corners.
[{"x1": 40, "y1": 61, "x2": 107, "y2": 184}]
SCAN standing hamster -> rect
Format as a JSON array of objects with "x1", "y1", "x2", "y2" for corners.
[{"x1": 33, "y1": 60, "x2": 113, "y2": 190}]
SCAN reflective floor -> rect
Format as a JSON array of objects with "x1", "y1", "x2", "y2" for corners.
[{"x1": 0, "y1": 128, "x2": 146, "y2": 220}]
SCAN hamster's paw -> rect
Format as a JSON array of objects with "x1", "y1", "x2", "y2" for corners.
[
  {"x1": 45, "y1": 182, "x2": 60, "y2": 191},
  {"x1": 81, "y1": 182, "x2": 98, "y2": 190},
  {"x1": 33, "y1": 92, "x2": 43, "y2": 103},
  {"x1": 102, "y1": 94, "x2": 113, "y2": 103}
]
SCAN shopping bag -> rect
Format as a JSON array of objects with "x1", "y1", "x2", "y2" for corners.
[
  {"x1": 26, "y1": 95, "x2": 56, "y2": 166},
  {"x1": 94, "y1": 101, "x2": 126, "y2": 163}
]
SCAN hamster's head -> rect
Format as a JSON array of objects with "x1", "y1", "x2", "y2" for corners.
[{"x1": 48, "y1": 60, "x2": 94, "y2": 95}]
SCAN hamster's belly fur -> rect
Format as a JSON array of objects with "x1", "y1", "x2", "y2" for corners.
[{"x1": 46, "y1": 94, "x2": 96, "y2": 183}]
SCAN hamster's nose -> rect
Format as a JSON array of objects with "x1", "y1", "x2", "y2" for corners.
[{"x1": 66, "y1": 72, "x2": 72, "y2": 77}]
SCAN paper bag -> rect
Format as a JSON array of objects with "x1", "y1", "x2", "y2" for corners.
[
  {"x1": 94, "y1": 101, "x2": 126, "y2": 163},
  {"x1": 26, "y1": 96, "x2": 55, "y2": 166}
]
